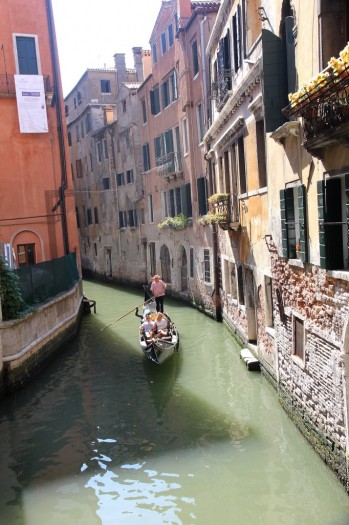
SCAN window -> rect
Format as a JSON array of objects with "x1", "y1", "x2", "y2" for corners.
[
  {"x1": 119, "y1": 211, "x2": 127, "y2": 228},
  {"x1": 15, "y1": 35, "x2": 39, "y2": 74},
  {"x1": 17, "y1": 244, "x2": 35, "y2": 266},
  {"x1": 237, "y1": 136, "x2": 246, "y2": 194},
  {"x1": 68, "y1": 131, "x2": 72, "y2": 147},
  {"x1": 161, "y1": 191, "x2": 169, "y2": 219},
  {"x1": 80, "y1": 121, "x2": 84, "y2": 139},
  {"x1": 232, "y1": 5, "x2": 242, "y2": 72},
  {"x1": 280, "y1": 184, "x2": 308, "y2": 261},
  {"x1": 196, "y1": 102, "x2": 204, "y2": 143},
  {"x1": 293, "y1": 316, "x2": 304, "y2": 361},
  {"x1": 122, "y1": 100, "x2": 127, "y2": 113},
  {"x1": 190, "y1": 247, "x2": 194, "y2": 278},
  {"x1": 76, "y1": 125, "x2": 80, "y2": 142},
  {"x1": 94, "y1": 243, "x2": 98, "y2": 256},
  {"x1": 94, "y1": 207, "x2": 99, "y2": 224},
  {"x1": 152, "y1": 43, "x2": 158, "y2": 64},
  {"x1": 150, "y1": 86, "x2": 160, "y2": 115},
  {"x1": 74, "y1": 98, "x2": 77, "y2": 110},
  {"x1": 256, "y1": 120, "x2": 267, "y2": 188},
  {"x1": 161, "y1": 70, "x2": 177, "y2": 108},
  {"x1": 168, "y1": 24, "x2": 174, "y2": 47},
  {"x1": 141, "y1": 99, "x2": 147, "y2": 123},
  {"x1": 161, "y1": 32, "x2": 167, "y2": 54},
  {"x1": 142, "y1": 143, "x2": 151, "y2": 171},
  {"x1": 126, "y1": 169, "x2": 134, "y2": 184},
  {"x1": 149, "y1": 242, "x2": 156, "y2": 276},
  {"x1": 90, "y1": 153, "x2": 93, "y2": 172},
  {"x1": 101, "y1": 79, "x2": 111, "y2": 93},
  {"x1": 182, "y1": 117, "x2": 189, "y2": 154},
  {"x1": 223, "y1": 259, "x2": 238, "y2": 301},
  {"x1": 319, "y1": 0, "x2": 349, "y2": 69},
  {"x1": 87, "y1": 208, "x2": 92, "y2": 225},
  {"x1": 237, "y1": 265, "x2": 245, "y2": 305},
  {"x1": 96, "y1": 142, "x2": 102, "y2": 163},
  {"x1": 197, "y1": 177, "x2": 208, "y2": 215},
  {"x1": 76, "y1": 159, "x2": 83, "y2": 178},
  {"x1": 103, "y1": 177, "x2": 110, "y2": 190},
  {"x1": 103, "y1": 138, "x2": 108, "y2": 159},
  {"x1": 148, "y1": 194, "x2": 154, "y2": 223},
  {"x1": 85, "y1": 113, "x2": 92, "y2": 133},
  {"x1": 128, "y1": 209, "x2": 138, "y2": 227},
  {"x1": 317, "y1": 174, "x2": 349, "y2": 270},
  {"x1": 192, "y1": 40, "x2": 199, "y2": 76},
  {"x1": 139, "y1": 208, "x2": 145, "y2": 224},
  {"x1": 77, "y1": 91, "x2": 82, "y2": 105},
  {"x1": 117, "y1": 172, "x2": 125, "y2": 186},
  {"x1": 65, "y1": 104, "x2": 69, "y2": 116},
  {"x1": 203, "y1": 249, "x2": 211, "y2": 283}
]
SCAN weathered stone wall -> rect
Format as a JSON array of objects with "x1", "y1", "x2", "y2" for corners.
[
  {"x1": 272, "y1": 254, "x2": 349, "y2": 488},
  {"x1": 0, "y1": 283, "x2": 83, "y2": 394}
]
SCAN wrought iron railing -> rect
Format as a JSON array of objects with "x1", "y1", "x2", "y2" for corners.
[
  {"x1": 0, "y1": 74, "x2": 52, "y2": 95},
  {"x1": 156, "y1": 151, "x2": 182, "y2": 178},
  {"x1": 283, "y1": 65, "x2": 349, "y2": 142},
  {"x1": 211, "y1": 69, "x2": 233, "y2": 110}
]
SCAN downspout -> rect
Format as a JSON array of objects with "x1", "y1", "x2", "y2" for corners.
[{"x1": 46, "y1": 0, "x2": 70, "y2": 255}]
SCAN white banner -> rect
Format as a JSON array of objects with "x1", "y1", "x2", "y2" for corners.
[{"x1": 15, "y1": 74, "x2": 48, "y2": 133}]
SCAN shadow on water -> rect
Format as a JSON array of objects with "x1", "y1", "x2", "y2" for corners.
[{"x1": 1, "y1": 280, "x2": 349, "y2": 524}]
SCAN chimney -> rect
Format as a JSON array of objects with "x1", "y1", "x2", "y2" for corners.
[
  {"x1": 132, "y1": 47, "x2": 144, "y2": 82},
  {"x1": 177, "y1": 0, "x2": 191, "y2": 27},
  {"x1": 114, "y1": 53, "x2": 127, "y2": 86}
]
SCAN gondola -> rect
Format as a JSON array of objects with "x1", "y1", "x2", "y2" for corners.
[{"x1": 135, "y1": 287, "x2": 179, "y2": 365}]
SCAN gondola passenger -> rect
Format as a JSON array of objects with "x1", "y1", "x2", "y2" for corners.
[
  {"x1": 151, "y1": 312, "x2": 169, "y2": 339},
  {"x1": 140, "y1": 313, "x2": 154, "y2": 340}
]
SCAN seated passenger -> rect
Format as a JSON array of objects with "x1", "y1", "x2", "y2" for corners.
[
  {"x1": 140, "y1": 313, "x2": 154, "y2": 340},
  {"x1": 151, "y1": 312, "x2": 169, "y2": 339}
]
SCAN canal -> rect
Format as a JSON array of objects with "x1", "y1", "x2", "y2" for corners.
[{"x1": 0, "y1": 280, "x2": 349, "y2": 524}]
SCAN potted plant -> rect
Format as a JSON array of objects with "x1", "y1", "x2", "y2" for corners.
[
  {"x1": 157, "y1": 213, "x2": 188, "y2": 230},
  {"x1": 207, "y1": 193, "x2": 229, "y2": 207}
]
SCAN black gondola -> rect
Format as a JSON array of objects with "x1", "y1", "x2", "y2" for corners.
[{"x1": 135, "y1": 286, "x2": 179, "y2": 365}]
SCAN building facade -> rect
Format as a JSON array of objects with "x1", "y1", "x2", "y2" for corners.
[
  {"x1": 138, "y1": 0, "x2": 220, "y2": 309},
  {"x1": 0, "y1": 0, "x2": 80, "y2": 268}
]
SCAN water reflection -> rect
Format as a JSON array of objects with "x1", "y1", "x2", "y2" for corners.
[{"x1": 0, "y1": 280, "x2": 348, "y2": 524}]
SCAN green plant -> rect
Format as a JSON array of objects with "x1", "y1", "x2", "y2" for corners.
[
  {"x1": 158, "y1": 213, "x2": 188, "y2": 230},
  {"x1": 0, "y1": 256, "x2": 25, "y2": 320},
  {"x1": 199, "y1": 211, "x2": 228, "y2": 225},
  {"x1": 207, "y1": 193, "x2": 229, "y2": 206}
]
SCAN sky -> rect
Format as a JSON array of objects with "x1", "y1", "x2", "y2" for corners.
[{"x1": 51, "y1": 0, "x2": 163, "y2": 96}]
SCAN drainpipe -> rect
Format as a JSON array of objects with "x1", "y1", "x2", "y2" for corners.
[{"x1": 46, "y1": 0, "x2": 70, "y2": 255}]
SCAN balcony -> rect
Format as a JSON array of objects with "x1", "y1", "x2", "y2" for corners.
[
  {"x1": 200, "y1": 193, "x2": 240, "y2": 230},
  {"x1": 210, "y1": 69, "x2": 233, "y2": 111},
  {"x1": 282, "y1": 45, "x2": 349, "y2": 157},
  {"x1": 156, "y1": 152, "x2": 182, "y2": 180},
  {"x1": 0, "y1": 74, "x2": 52, "y2": 96}
]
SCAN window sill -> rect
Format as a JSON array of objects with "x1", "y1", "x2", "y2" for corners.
[
  {"x1": 291, "y1": 354, "x2": 305, "y2": 370},
  {"x1": 265, "y1": 326, "x2": 275, "y2": 338},
  {"x1": 327, "y1": 270, "x2": 349, "y2": 282},
  {"x1": 289, "y1": 258, "x2": 304, "y2": 268}
]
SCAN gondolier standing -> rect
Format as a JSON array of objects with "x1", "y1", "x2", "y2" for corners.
[{"x1": 150, "y1": 275, "x2": 166, "y2": 313}]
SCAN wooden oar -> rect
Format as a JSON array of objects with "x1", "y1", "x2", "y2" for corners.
[{"x1": 101, "y1": 297, "x2": 154, "y2": 331}]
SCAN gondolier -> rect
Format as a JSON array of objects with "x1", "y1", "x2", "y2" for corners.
[{"x1": 150, "y1": 275, "x2": 166, "y2": 313}]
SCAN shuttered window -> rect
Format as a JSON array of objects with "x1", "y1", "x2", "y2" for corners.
[
  {"x1": 197, "y1": 177, "x2": 208, "y2": 216},
  {"x1": 16, "y1": 36, "x2": 38, "y2": 74},
  {"x1": 280, "y1": 185, "x2": 308, "y2": 262},
  {"x1": 317, "y1": 175, "x2": 349, "y2": 270}
]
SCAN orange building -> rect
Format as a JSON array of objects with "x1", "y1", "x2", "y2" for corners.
[{"x1": 0, "y1": 0, "x2": 79, "y2": 268}]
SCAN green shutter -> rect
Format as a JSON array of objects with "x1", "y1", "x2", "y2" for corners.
[
  {"x1": 317, "y1": 180, "x2": 327, "y2": 269},
  {"x1": 298, "y1": 185, "x2": 308, "y2": 263},
  {"x1": 280, "y1": 189, "x2": 288, "y2": 258}
]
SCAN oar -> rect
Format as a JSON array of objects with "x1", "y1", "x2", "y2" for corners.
[{"x1": 101, "y1": 297, "x2": 154, "y2": 331}]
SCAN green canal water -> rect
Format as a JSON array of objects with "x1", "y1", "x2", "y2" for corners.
[{"x1": 0, "y1": 280, "x2": 349, "y2": 525}]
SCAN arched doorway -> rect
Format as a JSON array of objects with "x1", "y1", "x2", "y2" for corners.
[{"x1": 160, "y1": 244, "x2": 171, "y2": 283}]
